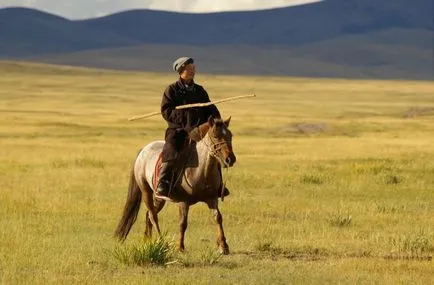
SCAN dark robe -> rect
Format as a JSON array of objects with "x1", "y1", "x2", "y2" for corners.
[{"x1": 160, "y1": 79, "x2": 220, "y2": 162}]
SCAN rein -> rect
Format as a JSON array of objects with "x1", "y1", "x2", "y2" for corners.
[{"x1": 202, "y1": 132, "x2": 231, "y2": 201}]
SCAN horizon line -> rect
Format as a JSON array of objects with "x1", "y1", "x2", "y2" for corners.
[{"x1": 0, "y1": 1, "x2": 323, "y2": 20}]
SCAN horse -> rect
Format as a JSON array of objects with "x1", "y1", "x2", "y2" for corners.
[{"x1": 114, "y1": 116, "x2": 236, "y2": 254}]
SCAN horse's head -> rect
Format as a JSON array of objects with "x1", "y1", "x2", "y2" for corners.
[{"x1": 207, "y1": 116, "x2": 236, "y2": 168}]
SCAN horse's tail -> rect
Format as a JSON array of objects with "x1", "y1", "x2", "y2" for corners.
[{"x1": 115, "y1": 151, "x2": 142, "y2": 242}]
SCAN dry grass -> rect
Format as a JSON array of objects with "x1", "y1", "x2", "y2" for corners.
[{"x1": 0, "y1": 61, "x2": 433, "y2": 284}]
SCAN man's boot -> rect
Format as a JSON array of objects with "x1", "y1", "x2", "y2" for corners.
[{"x1": 155, "y1": 161, "x2": 176, "y2": 201}]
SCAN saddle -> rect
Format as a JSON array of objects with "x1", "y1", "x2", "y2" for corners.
[{"x1": 152, "y1": 140, "x2": 194, "y2": 192}]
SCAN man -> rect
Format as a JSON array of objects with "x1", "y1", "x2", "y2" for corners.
[{"x1": 156, "y1": 57, "x2": 229, "y2": 200}]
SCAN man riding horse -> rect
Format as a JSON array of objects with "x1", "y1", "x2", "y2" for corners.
[{"x1": 156, "y1": 57, "x2": 230, "y2": 201}]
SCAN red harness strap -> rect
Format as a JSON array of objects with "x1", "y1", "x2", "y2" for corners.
[{"x1": 152, "y1": 152, "x2": 163, "y2": 191}]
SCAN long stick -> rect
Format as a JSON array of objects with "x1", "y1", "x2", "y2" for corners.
[
  {"x1": 128, "y1": 94, "x2": 256, "y2": 121},
  {"x1": 128, "y1": 111, "x2": 161, "y2": 121},
  {"x1": 175, "y1": 94, "x2": 256, "y2": 109}
]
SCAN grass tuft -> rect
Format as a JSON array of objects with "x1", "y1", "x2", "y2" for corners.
[
  {"x1": 52, "y1": 158, "x2": 105, "y2": 168},
  {"x1": 112, "y1": 235, "x2": 175, "y2": 267},
  {"x1": 329, "y1": 211, "x2": 352, "y2": 227},
  {"x1": 385, "y1": 174, "x2": 402, "y2": 185},
  {"x1": 199, "y1": 248, "x2": 223, "y2": 265},
  {"x1": 300, "y1": 172, "x2": 329, "y2": 185},
  {"x1": 390, "y1": 231, "x2": 434, "y2": 257}
]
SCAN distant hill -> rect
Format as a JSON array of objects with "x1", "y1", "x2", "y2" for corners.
[
  {"x1": 79, "y1": 0, "x2": 432, "y2": 45},
  {"x1": 0, "y1": 0, "x2": 432, "y2": 79},
  {"x1": 31, "y1": 29, "x2": 432, "y2": 80},
  {"x1": 0, "y1": 7, "x2": 139, "y2": 57}
]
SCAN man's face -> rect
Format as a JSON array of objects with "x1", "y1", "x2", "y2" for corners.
[{"x1": 180, "y1": 63, "x2": 196, "y2": 81}]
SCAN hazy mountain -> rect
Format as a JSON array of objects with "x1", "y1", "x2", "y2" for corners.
[
  {"x1": 0, "y1": 7, "x2": 139, "y2": 57},
  {"x1": 0, "y1": 0, "x2": 432, "y2": 79},
  {"x1": 79, "y1": 0, "x2": 432, "y2": 45},
  {"x1": 32, "y1": 30, "x2": 432, "y2": 80}
]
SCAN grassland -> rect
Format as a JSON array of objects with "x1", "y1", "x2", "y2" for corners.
[{"x1": 0, "y1": 61, "x2": 433, "y2": 284}]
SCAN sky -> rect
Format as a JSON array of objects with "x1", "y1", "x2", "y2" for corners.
[{"x1": 0, "y1": 0, "x2": 321, "y2": 19}]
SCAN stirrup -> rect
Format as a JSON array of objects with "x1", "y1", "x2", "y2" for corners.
[{"x1": 219, "y1": 187, "x2": 230, "y2": 197}]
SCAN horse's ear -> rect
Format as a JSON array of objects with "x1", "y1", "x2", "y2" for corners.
[
  {"x1": 224, "y1": 116, "x2": 231, "y2": 127},
  {"x1": 208, "y1": 116, "x2": 214, "y2": 127}
]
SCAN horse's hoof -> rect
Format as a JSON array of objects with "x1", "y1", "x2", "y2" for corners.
[
  {"x1": 219, "y1": 245, "x2": 230, "y2": 255},
  {"x1": 178, "y1": 246, "x2": 185, "y2": 253}
]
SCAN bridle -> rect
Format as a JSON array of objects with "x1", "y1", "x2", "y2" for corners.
[
  {"x1": 202, "y1": 130, "x2": 232, "y2": 200},
  {"x1": 182, "y1": 123, "x2": 233, "y2": 201},
  {"x1": 202, "y1": 129, "x2": 232, "y2": 168}
]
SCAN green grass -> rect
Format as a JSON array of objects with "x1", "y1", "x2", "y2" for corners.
[
  {"x1": 0, "y1": 61, "x2": 433, "y2": 284},
  {"x1": 112, "y1": 235, "x2": 175, "y2": 266}
]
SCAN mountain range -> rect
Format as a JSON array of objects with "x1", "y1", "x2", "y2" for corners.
[{"x1": 0, "y1": 0, "x2": 432, "y2": 79}]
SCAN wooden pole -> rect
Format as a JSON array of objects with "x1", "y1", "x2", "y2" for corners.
[
  {"x1": 175, "y1": 94, "x2": 256, "y2": 109},
  {"x1": 128, "y1": 94, "x2": 256, "y2": 121},
  {"x1": 128, "y1": 111, "x2": 161, "y2": 121}
]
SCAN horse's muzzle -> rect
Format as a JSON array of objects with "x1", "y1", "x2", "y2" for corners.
[{"x1": 225, "y1": 154, "x2": 236, "y2": 167}]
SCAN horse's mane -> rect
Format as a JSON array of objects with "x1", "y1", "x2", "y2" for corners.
[
  {"x1": 198, "y1": 121, "x2": 211, "y2": 137},
  {"x1": 189, "y1": 121, "x2": 211, "y2": 142},
  {"x1": 189, "y1": 118, "x2": 226, "y2": 142}
]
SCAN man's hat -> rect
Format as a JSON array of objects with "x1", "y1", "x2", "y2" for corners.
[{"x1": 173, "y1": 57, "x2": 194, "y2": 73}]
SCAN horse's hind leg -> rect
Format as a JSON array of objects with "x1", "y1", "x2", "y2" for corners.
[
  {"x1": 144, "y1": 199, "x2": 165, "y2": 238},
  {"x1": 141, "y1": 181, "x2": 163, "y2": 237},
  {"x1": 206, "y1": 199, "x2": 229, "y2": 255},
  {"x1": 144, "y1": 211, "x2": 152, "y2": 238}
]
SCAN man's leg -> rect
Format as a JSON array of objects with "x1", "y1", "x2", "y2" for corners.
[
  {"x1": 156, "y1": 130, "x2": 186, "y2": 201},
  {"x1": 155, "y1": 159, "x2": 177, "y2": 201}
]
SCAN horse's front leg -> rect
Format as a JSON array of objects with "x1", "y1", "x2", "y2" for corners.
[
  {"x1": 178, "y1": 202, "x2": 190, "y2": 252},
  {"x1": 206, "y1": 199, "x2": 229, "y2": 255}
]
